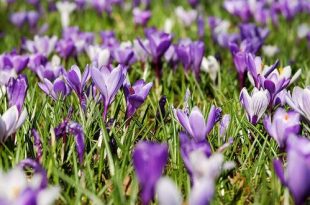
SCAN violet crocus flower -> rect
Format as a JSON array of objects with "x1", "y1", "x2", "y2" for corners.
[
  {"x1": 91, "y1": 65, "x2": 126, "y2": 120},
  {"x1": 197, "y1": 15, "x2": 205, "y2": 39},
  {"x1": 175, "y1": 106, "x2": 221, "y2": 141},
  {"x1": 100, "y1": 30, "x2": 119, "y2": 48},
  {"x1": 223, "y1": 0, "x2": 251, "y2": 21},
  {"x1": 35, "y1": 55, "x2": 64, "y2": 81},
  {"x1": 220, "y1": 114, "x2": 231, "y2": 137},
  {"x1": 54, "y1": 119, "x2": 85, "y2": 164},
  {"x1": 112, "y1": 43, "x2": 135, "y2": 66},
  {"x1": 2, "y1": 53, "x2": 29, "y2": 73},
  {"x1": 31, "y1": 129, "x2": 43, "y2": 162},
  {"x1": 208, "y1": 17, "x2": 239, "y2": 48},
  {"x1": 264, "y1": 108, "x2": 300, "y2": 148},
  {"x1": 65, "y1": 65, "x2": 90, "y2": 110},
  {"x1": 0, "y1": 105, "x2": 27, "y2": 142},
  {"x1": 38, "y1": 76, "x2": 71, "y2": 100},
  {"x1": 0, "y1": 161, "x2": 59, "y2": 205},
  {"x1": 133, "y1": 141, "x2": 168, "y2": 205},
  {"x1": 133, "y1": 8, "x2": 152, "y2": 27},
  {"x1": 240, "y1": 87, "x2": 270, "y2": 125},
  {"x1": 273, "y1": 136, "x2": 310, "y2": 205},
  {"x1": 142, "y1": 29, "x2": 172, "y2": 77},
  {"x1": 188, "y1": 0, "x2": 199, "y2": 8},
  {"x1": 10, "y1": 12, "x2": 27, "y2": 27},
  {"x1": 176, "y1": 40, "x2": 205, "y2": 78},
  {"x1": 286, "y1": 86, "x2": 310, "y2": 122},
  {"x1": 7, "y1": 74, "x2": 28, "y2": 112},
  {"x1": 124, "y1": 79, "x2": 153, "y2": 120}
]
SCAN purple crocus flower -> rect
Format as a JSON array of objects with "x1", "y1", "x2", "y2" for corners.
[
  {"x1": 91, "y1": 65, "x2": 126, "y2": 120},
  {"x1": 2, "y1": 53, "x2": 29, "y2": 73},
  {"x1": 175, "y1": 106, "x2": 221, "y2": 141},
  {"x1": 133, "y1": 141, "x2": 168, "y2": 205},
  {"x1": 273, "y1": 136, "x2": 310, "y2": 205},
  {"x1": 188, "y1": 0, "x2": 199, "y2": 8},
  {"x1": 264, "y1": 108, "x2": 300, "y2": 148},
  {"x1": 197, "y1": 15, "x2": 205, "y2": 39},
  {"x1": 27, "y1": 11, "x2": 40, "y2": 28},
  {"x1": 133, "y1": 8, "x2": 152, "y2": 27},
  {"x1": 31, "y1": 129, "x2": 43, "y2": 162},
  {"x1": 208, "y1": 17, "x2": 239, "y2": 48},
  {"x1": 54, "y1": 119, "x2": 85, "y2": 164},
  {"x1": 100, "y1": 30, "x2": 119, "y2": 48},
  {"x1": 65, "y1": 65, "x2": 90, "y2": 110},
  {"x1": 10, "y1": 12, "x2": 27, "y2": 27},
  {"x1": 176, "y1": 40, "x2": 205, "y2": 78},
  {"x1": 286, "y1": 86, "x2": 310, "y2": 122},
  {"x1": 7, "y1": 74, "x2": 28, "y2": 112},
  {"x1": 112, "y1": 44, "x2": 135, "y2": 66},
  {"x1": 142, "y1": 29, "x2": 172, "y2": 78},
  {"x1": 223, "y1": 0, "x2": 251, "y2": 21},
  {"x1": 0, "y1": 105, "x2": 27, "y2": 142},
  {"x1": 220, "y1": 114, "x2": 231, "y2": 137},
  {"x1": 38, "y1": 76, "x2": 71, "y2": 100},
  {"x1": 124, "y1": 79, "x2": 153, "y2": 120},
  {"x1": 34, "y1": 55, "x2": 64, "y2": 81},
  {"x1": 240, "y1": 87, "x2": 270, "y2": 125}
]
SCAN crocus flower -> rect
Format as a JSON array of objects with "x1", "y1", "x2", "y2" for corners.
[
  {"x1": 264, "y1": 108, "x2": 300, "y2": 148},
  {"x1": 133, "y1": 8, "x2": 152, "y2": 27},
  {"x1": 35, "y1": 55, "x2": 64, "y2": 81},
  {"x1": 32, "y1": 129, "x2": 43, "y2": 162},
  {"x1": 65, "y1": 65, "x2": 90, "y2": 110},
  {"x1": 54, "y1": 119, "x2": 85, "y2": 164},
  {"x1": 189, "y1": 150, "x2": 235, "y2": 205},
  {"x1": 286, "y1": 86, "x2": 310, "y2": 122},
  {"x1": 223, "y1": 0, "x2": 251, "y2": 21},
  {"x1": 175, "y1": 6, "x2": 197, "y2": 27},
  {"x1": 142, "y1": 29, "x2": 172, "y2": 77},
  {"x1": 240, "y1": 87, "x2": 270, "y2": 125},
  {"x1": 24, "y1": 35, "x2": 58, "y2": 57},
  {"x1": 175, "y1": 106, "x2": 221, "y2": 141},
  {"x1": 0, "y1": 105, "x2": 27, "y2": 142},
  {"x1": 1, "y1": 53, "x2": 29, "y2": 73},
  {"x1": 112, "y1": 43, "x2": 135, "y2": 66},
  {"x1": 56, "y1": 1, "x2": 76, "y2": 28},
  {"x1": 176, "y1": 40, "x2": 205, "y2": 78},
  {"x1": 133, "y1": 141, "x2": 168, "y2": 205},
  {"x1": 262, "y1": 45, "x2": 279, "y2": 57},
  {"x1": 100, "y1": 30, "x2": 119, "y2": 48},
  {"x1": 156, "y1": 177, "x2": 182, "y2": 205},
  {"x1": 124, "y1": 79, "x2": 153, "y2": 120},
  {"x1": 10, "y1": 12, "x2": 27, "y2": 27},
  {"x1": 197, "y1": 15, "x2": 205, "y2": 39},
  {"x1": 0, "y1": 162, "x2": 59, "y2": 205},
  {"x1": 220, "y1": 114, "x2": 231, "y2": 137},
  {"x1": 7, "y1": 74, "x2": 28, "y2": 112},
  {"x1": 86, "y1": 45, "x2": 110, "y2": 67},
  {"x1": 201, "y1": 56, "x2": 220, "y2": 83},
  {"x1": 38, "y1": 76, "x2": 71, "y2": 100},
  {"x1": 273, "y1": 136, "x2": 310, "y2": 205},
  {"x1": 91, "y1": 65, "x2": 126, "y2": 119}
]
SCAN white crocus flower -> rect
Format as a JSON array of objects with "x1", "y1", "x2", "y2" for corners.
[
  {"x1": 201, "y1": 56, "x2": 220, "y2": 83},
  {"x1": 56, "y1": 1, "x2": 76, "y2": 28},
  {"x1": 156, "y1": 177, "x2": 182, "y2": 205},
  {"x1": 262, "y1": 45, "x2": 279, "y2": 57},
  {"x1": 0, "y1": 105, "x2": 27, "y2": 142},
  {"x1": 86, "y1": 45, "x2": 110, "y2": 68}
]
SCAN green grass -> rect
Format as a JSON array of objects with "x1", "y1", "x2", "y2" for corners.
[{"x1": 0, "y1": 0, "x2": 309, "y2": 204}]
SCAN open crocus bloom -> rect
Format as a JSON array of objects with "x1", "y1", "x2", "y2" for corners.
[
  {"x1": 240, "y1": 87, "x2": 270, "y2": 125},
  {"x1": 0, "y1": 105, "x2": 27, "y2": 142},
  {"x1": 91, "y1": 64, "x2": 126, "y2": 119},
  {"x1": 264, "y1": 108, "x2": 300, "y2": 148},
  {"x1": 175, "y1": 105, "x2": 221, "y2": 141},
  {"x1": 286, "y1": 86, "x2": 310, "y2": 122},
  {"x1": 24, "y1": 35, "x2": 58, "y2": 57}
]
